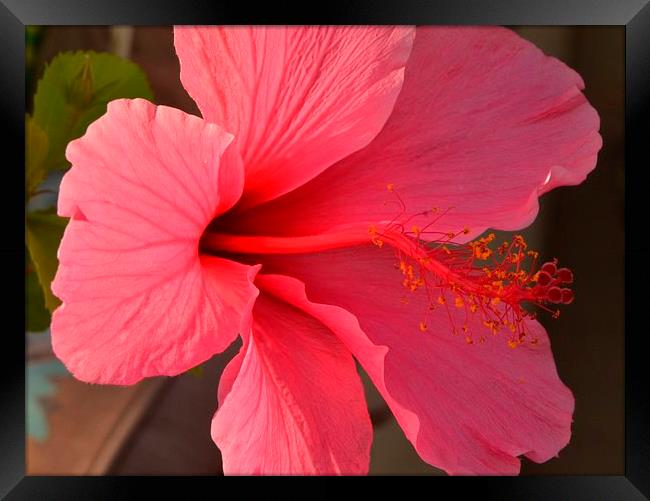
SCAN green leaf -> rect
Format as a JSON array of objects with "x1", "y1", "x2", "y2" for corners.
[
  {"x1": 32, "y1": 50, "x2": 154, "y2": 173},
  {"x1": 26, "y1": 211, "x2": 69, "y2": 312},
  {"x1": 25, "y1": 116, "x2": 49, "y2": 198},
  {"x1": 26, "y1": 251, "x2": 51, "y2": 332}
]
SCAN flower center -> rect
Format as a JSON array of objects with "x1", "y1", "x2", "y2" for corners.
[
  {"x1": 200, "y1": 186, "x2": 574, "y2": 348},
  {"x1": 202, "y1": 222, "x2": 573, "y2": 348}
]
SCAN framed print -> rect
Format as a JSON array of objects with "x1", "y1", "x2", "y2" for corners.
[{"x1": 2, "y1": 0, "x2": 648, "y2": 498}]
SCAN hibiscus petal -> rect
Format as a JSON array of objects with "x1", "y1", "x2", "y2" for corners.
[
  {"x1": 255, "y1": 246, "x2": 575, "y2": 475},
  {"x1": 229, "y1": 26, "x2": 601, "y2": 240},
  {"x1": 174, "y1": 25, "x2": 415, "y2": 207},
  {"x1": 212, "y1": 292, "x2": 372, "y2": 475},
  {"x1": 52, "y1": 99, "x2": 260, "y2": 385}
]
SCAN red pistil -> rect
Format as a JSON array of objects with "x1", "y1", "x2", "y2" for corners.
[{"x1": 371, "y1": 224, "x2": 575, "y2": 348}]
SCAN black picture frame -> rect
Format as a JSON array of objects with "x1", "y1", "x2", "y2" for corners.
[{"x1": 2, "y1": 1, "x2": 648, "y2": 498}]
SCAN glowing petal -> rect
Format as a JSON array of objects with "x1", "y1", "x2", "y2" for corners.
[
  {"x1": 174, "y1": 25, "x2": 415, "y2": 207},
  {"x1": 52, "y1": 99, "x2": 259, "y2": 384},
  {"x1": 227, "y1": 26, "x2": 601, "y2": 241},
  {"x1": 212, "y1": 293, "x2": 372, "y2": 475}
]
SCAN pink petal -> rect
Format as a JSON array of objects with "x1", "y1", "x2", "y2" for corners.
[
  {"x1": 255, "y1": 245, "x2": 575, "y2": 475},
  {"x1": 52, "y1": 99, "x2": 260, "y2": 385},
  {"x1": 228, "y1": 26, "x2": 601, "y2": 240},
  {"x1": 212, "y1": 292, "x2": 372, "y2": 475},
  {"x1": 174, "y1": 26, "x2": 415, "y2": 207}
]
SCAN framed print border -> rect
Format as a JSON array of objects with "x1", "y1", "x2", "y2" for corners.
[{"x1": 2, "y1": 1, "x2": 648, "y2": 498}]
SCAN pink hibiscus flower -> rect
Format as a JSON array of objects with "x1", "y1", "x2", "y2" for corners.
[{"x1": 51, "y1": 26, "x2": 601, "y2": 475}]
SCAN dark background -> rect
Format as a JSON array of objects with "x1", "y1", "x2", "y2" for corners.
[{"x1": 26, "y1": 26, "x2": 624, "y2": 475}]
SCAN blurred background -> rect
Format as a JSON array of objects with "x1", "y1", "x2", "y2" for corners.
[{"x1": 25, "y1": 26, "x2": 624, "y2": 475}]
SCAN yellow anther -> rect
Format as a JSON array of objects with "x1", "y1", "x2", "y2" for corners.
[
  {"x1": 411, "y1": 225, "x2": 421, "y2": 236},
  {"x1": 508, "y1": 340, "x2": 519, "y2": 349},
  {"x1": 470, "y1": 239, "x2": 493, "y2": 260},
  {"x1": 482, "y1": 320, "x2": 499, "y2": 334},
  {"x1": 476, "y1": 248, "x2": 492, "y2": 260},
  {"x1": 454, "y1": 297, "x2": 464, "y2": 308},
  {"x1": 470, "y1": 304, "x2": 478, "y2": 313},
  {"x1": 419, "y1": 321, "x2": 428, "y2": 332},
  {"x1": 513, "y1": 235, "x2": 527, "y2": 249},
  {"x1": 466, "y1": 336, "x2": 474, "y2": 345},
  {"x1": 386, "y1": 183, "x2": 394, "y2": 192},
  {"x1": 437, "y1": 296, "x2": 446, "y2": 305},
  {"x1": 369, "y1": 225, "x2": 384, "y2": 247},
  {"x1": 463, "y1": 227, "x2": 470, "y2": 235}
]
